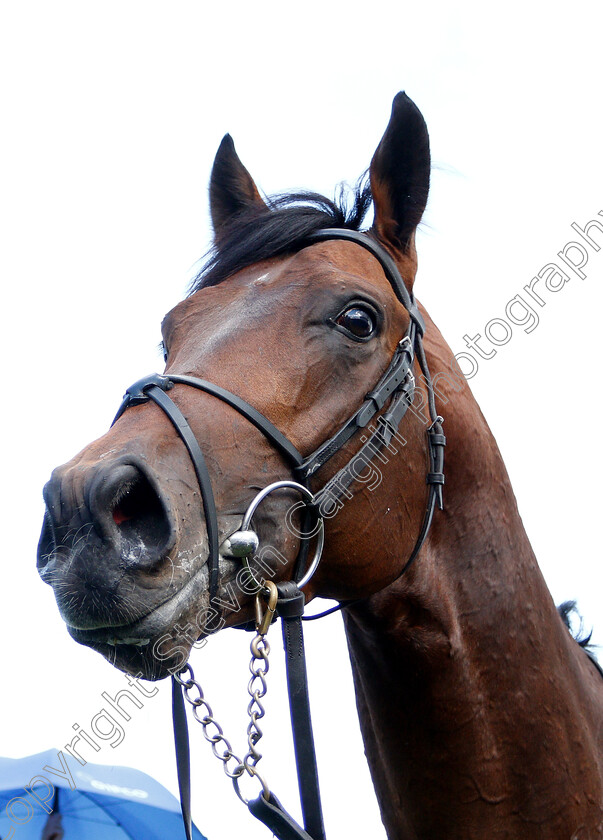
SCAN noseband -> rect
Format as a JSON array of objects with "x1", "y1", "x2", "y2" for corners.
[{"x1": 113, "y1": 228, "x2": 445, "y2": 605}]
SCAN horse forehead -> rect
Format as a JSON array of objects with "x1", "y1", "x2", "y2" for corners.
[
  {"x1": 291, "y1": 240, "x2": 394, "y2": 291},
  {"x1": 213, "y1": 240, "x2": 394, "y2": 296},
  {"x1": 164, "y1": 238, "x2": 396, "y2": 339},
  {"x1": 210, "y1": 242, "x2": 389, "y2": 295}
]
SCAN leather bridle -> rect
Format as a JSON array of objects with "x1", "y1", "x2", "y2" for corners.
[
  {"x1": 114, "y1": 228, "x2": 445, "y2": 598},
  {"x1": 113, "y1": 228, "x2": 445, "y2": 840}
]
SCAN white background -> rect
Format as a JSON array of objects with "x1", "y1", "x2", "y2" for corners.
[{"x1": 1, "y1": 3, "x2": 602, "y2": 839}]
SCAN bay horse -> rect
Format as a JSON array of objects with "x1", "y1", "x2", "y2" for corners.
[{"x1": 37, "y1": 92, "x2": 603, "y2": 839}]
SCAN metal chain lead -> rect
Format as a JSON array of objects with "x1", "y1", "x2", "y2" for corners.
[
  {"x1": 173, "y1": 663, "x2": 245, "y2": 781},
  {"x1": 245, "y1": 633, "x2": 270, "y2": 778},
  {"x1": 173, "y1": 582, "x2": 278, "y2": 805}
]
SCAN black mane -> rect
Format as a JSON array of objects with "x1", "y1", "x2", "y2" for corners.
[
  {"x1": 189, "y1": 178, "x2": 372, "y2": 293},
  {"x1": 558, "y1": 600, "x2": 602, "y2": 674}
]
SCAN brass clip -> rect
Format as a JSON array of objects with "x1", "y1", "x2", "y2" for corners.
[{"x1": 255, "y1": 581, "x2": 278, "y2": 636}]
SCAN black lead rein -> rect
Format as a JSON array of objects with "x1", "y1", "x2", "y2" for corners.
[{"x1": 113, "y1": 229, "x2": 445, "y2": 840}]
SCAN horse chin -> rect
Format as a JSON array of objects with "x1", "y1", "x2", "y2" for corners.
[
  {"x1": 78, "y1": 638, "x2": 177, "y2": 681},
  {"x1": 65, "y1": 592, "x2": 208, "y2": 680},
  {"x1": 64, "y1": 555, "x2": 254, "y2": 680}
]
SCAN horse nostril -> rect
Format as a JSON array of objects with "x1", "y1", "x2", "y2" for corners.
[
  {"x1": 90, "y1": 461, "x2": 175, "y2": 569},
  {"x1": 110, "y1": 469, "x2": 170, "y2": 552}
]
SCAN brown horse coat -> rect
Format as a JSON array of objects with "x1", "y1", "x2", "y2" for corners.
[{"x1": 38, "y1": 93, "x2": 603, "y2": 839}]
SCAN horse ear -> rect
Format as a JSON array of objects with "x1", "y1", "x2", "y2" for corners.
[
  {"x1": 370, "y1": 92, "x2": 430, "y2": 267},
  {"x1": 209, "y1": 134, "x2": 268, "y2": 237}
]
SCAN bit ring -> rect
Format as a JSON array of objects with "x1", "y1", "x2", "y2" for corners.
[{"x1": 238, "y1": 480, "x2": 324, "y2": 591}]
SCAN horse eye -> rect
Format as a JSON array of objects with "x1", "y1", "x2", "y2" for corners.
[
  {"x1": 334, "y1": 305, "x2": 377, "y2": 340},
  {"x1": 160, "y1": 341, "x2": 168, "y2": 364}
]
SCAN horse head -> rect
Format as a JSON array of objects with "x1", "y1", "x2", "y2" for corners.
[{"x1": 37, "y1": 92, "x2": 435, "y2": 680}]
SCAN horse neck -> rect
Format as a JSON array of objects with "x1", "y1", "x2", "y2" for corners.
[{"x1": 342, "y1": 323, "x2": 603, "y2": 839}]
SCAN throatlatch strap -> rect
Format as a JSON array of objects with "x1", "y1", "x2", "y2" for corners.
[{"x1": 172, "y1": 677, "x2": 193, "y2": 840}]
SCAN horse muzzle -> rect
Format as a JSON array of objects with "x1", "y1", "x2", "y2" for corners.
[{"x1": 37, "y1": 454, "x2": 179, "y2": 629}]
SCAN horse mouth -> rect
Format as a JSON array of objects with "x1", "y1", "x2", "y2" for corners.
[
  {"x1": 66, "y1": 547, "x2": 248, "y2": 652},
  {"x1": 68, "y1": 623, "x2": 153, "y2": 649},
  {"x1": 67, "y1": 560, "x2": 212, "y2": 646},
  {"x1": 65, "y1": 552, "x2": 253, "y2": 680}
]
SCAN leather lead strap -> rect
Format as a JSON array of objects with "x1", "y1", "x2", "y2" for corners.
[
  {"x1": 246, "y1": 583, "x2": 326, "y2": 840},
  {"x1": 172, "y1": 676, "x2": 193, "y2": 840},
  {"x1": 276, "y1": 583, "x2": 326, "y2": 840},
  {"x1": 248, "y1": 793, "x2": 316, "y2": 840}
]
